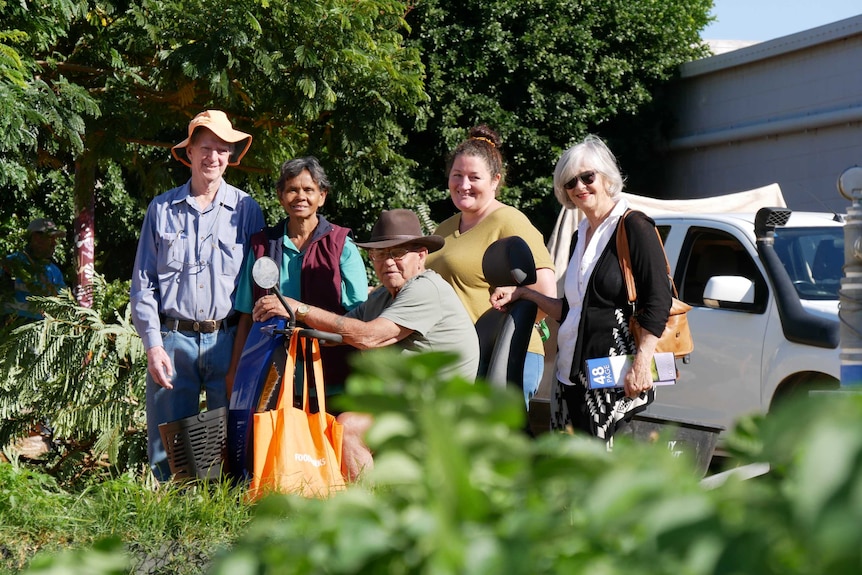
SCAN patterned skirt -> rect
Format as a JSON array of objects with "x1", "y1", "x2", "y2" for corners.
[{"x1": 550, "y1": 307, "x2": 655, "y2": 445}]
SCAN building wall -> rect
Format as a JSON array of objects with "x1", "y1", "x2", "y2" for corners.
[{"x1": 661, "y1": 15, "x2": 862, "y2": 212}]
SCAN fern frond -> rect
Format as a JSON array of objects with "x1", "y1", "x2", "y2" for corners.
[{"x1": 0, "y1": 273, "x2": 146, "y2": 470}]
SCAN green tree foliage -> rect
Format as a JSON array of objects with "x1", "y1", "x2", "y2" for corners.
[
  {"x1": 0, "y1": 0, "x2": 97, "y2": 262},
  {"x1": 0, "y1": 0, "x2": 428, "y2": 283},
  {"x1": 403, "y1": 0, "x2": 712, "y2": 233},
  {"x1": 0, "y1": 0, "x2": 97, "y2": 181},
  {"x1": 0, "y1": 0, "x2": 714, "y2": 280}
]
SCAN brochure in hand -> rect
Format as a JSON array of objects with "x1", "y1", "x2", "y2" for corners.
[{"x1": 585, "y1": 352, "x2": 677, "y2": 390}]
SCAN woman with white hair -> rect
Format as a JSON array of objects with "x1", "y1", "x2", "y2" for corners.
[{"x1": 490, "y1": 135, "x2": 671, "y2": 443}]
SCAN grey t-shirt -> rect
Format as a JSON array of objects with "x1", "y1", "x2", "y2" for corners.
[{"x1": 346, "y1": 270, "x2": 479, "y2": 381}]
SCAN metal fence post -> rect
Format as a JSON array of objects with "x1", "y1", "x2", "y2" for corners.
[{"x1": 838, "y1": 166, "x2": 862, "y2": 387}]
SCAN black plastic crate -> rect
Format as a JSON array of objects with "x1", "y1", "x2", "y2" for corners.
[
  {"x1": 158, "y1": 407, "x2": 227, "y2": 480},
  {"x1": 626, "y1": 413, "x2": 723, "y2": 477}
]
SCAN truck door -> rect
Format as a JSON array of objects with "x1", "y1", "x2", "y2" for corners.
[{"x1": 647, "y1": 227, "x2": 769, "y2": 431}]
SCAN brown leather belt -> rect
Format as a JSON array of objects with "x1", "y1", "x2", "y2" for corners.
[{"x1": 163, "y1": 316, "x2": 237, "y2": 333}]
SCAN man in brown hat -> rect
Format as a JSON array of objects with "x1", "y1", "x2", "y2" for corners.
[
  {"x1": 253, "y1": 208, "x2": 479, "y2": 379},
  {"x1": 252, "y1": 208, "x2": 480, "y2": 480},
  {"x1": 131, "y1": 110, "x2": 264, "y2": 482},
  {"x1": 1, "y1": 218, "x2": 66, "y2": 324}
]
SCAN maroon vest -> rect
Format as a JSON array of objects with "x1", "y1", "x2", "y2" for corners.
[{"x1": 249, "y1": 216, "x2": 355, "y2": 395}]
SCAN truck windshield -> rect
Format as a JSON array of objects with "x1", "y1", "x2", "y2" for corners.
[{"x1": 773, "y1": 227, "x2": 843, "y2": 300}]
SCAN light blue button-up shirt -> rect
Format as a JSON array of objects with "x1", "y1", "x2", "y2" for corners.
[{"x1": 130, "y1": 179, "x2": 264, "y2": 350}]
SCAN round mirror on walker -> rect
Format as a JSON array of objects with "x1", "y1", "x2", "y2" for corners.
[{"x1": 252, "y1": 256, "x2": 280, "y2": 289}]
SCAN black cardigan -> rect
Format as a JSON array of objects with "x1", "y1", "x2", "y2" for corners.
[{"x1": 562, "y1": 210, "x2": 672, "y2": 383}]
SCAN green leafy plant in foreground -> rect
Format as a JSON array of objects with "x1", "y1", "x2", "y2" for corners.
[
  {"x1": 208, "y1": 351, "x2": 862, "y2": 575},
  {"x1": 8, "y1": 349, "x2": 862, "y2": 574}
]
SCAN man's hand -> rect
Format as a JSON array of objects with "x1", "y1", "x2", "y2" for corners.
[{"x1": 147, "y1": 346, "x2": 173, "y2": 389}]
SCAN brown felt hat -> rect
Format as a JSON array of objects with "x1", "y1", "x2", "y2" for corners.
[
  {"x1": 354, "y1": 209, "x2": 444, "y2": 252},
  {"x1": 171, "y1": 110, "x2": 252, "y2": 167}
]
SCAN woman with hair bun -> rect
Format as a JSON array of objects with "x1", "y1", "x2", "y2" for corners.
[{"x1": 426, "y1": 125, "x2": 556, "y2": 409}]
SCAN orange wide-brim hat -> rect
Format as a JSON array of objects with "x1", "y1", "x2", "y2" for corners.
[{"x1": 171, "y1": 110, "x2": 253, "y2": 167}]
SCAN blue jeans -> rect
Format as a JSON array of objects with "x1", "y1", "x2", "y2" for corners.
[
  {"x1": 146, "y1": 325, "x2": 235, "y2": 482},
  {"x1": 522, "y1": 352, "x2": 544, "y2": 410}
]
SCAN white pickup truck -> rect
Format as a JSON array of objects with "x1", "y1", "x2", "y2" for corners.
[{"x1": 644, "y1": 206, "x2": 842, "y2": 433}]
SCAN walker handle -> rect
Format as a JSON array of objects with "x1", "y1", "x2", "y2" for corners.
[{"x1": 297, "y1": 328, "x2": 343, "y2": 345}]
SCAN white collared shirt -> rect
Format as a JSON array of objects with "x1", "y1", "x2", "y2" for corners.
[{"x1": 555, "y1": 198, "x2": 629, "y2": 385}]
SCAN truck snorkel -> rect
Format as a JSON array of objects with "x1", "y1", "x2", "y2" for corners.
[{"x1": 755, "y1": 207, "x2": 839, "y2": 349}]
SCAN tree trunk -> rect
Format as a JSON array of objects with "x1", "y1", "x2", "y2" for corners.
[{"x1": 73, "y1": 149, "x2": 97, "y2": 308}]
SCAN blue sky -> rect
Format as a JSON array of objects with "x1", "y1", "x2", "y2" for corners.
[{"x1": 702, "y1": 0, "x2": 860, "y2": 42}]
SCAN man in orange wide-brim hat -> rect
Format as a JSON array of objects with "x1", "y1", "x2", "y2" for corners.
[{"x1": 130, "y1": 110, "x2": 265, "y2": 482}]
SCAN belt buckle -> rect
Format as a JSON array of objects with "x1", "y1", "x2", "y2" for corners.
[{"x1": 195, "y1": 320, "x2": 217, "y2": 333}]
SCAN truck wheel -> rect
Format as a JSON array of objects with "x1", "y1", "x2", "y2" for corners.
[{"x1": 770, "y1": 374, "x2": 839, "y2": 412}]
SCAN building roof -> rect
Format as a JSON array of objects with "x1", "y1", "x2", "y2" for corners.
[{"x1": 690, "y1": 14, "x2": 862, "y2": 77}]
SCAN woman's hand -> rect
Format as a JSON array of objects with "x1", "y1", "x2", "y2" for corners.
[
  {"x1": 623, "y1": 352, "x2": 654, "y2": 399},
  {"x1": 252, "y1": 294, "x2": 294, "y2": 323},
  {"x1": 623, "y1": 357, "x2": 653, "y2": 398},
  {"x1": 489, "y1": 286, "x2": 519, "y2": 311},
  {"x1": 623, "y1": 330, "x2": 660, "y2": 398}
]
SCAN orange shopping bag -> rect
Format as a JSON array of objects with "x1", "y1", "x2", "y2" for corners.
[{"x1": 250, "y1": 334, "x2": 345, "y2": 499}]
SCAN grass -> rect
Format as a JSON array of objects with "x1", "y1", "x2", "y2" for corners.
[{"x1": 0, "y1": 461, "x2": 254, "y2": 574}]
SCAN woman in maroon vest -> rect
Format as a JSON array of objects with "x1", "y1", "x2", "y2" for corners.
[{"x1": 227, "y1": 157, "x2": 368, "y2": 404}]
